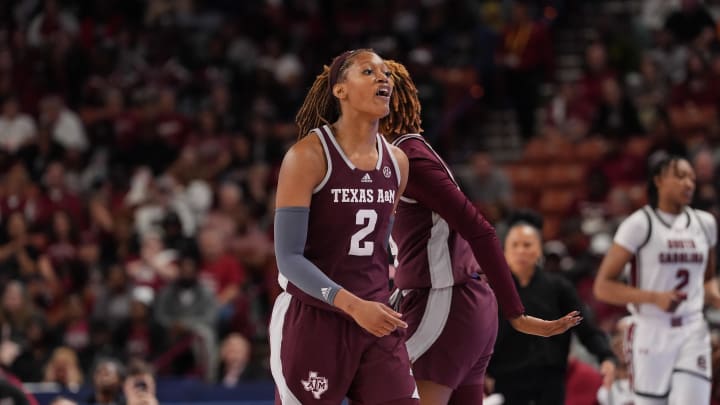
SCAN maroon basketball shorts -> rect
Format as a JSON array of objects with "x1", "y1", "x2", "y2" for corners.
[
  {"x1": 400, "y1": 278, "x2": 498, "y2": 389},
  {"x1": 269, "y1": 292, "x2": 419, "y2": 404}
]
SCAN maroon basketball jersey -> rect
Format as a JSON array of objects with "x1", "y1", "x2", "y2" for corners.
[
  {"x1": 282, "y1": 125, "x2": 401, "y2": 311},
  {"x1": 391, "y1": 134, "x2": 479, "y2": 289}
]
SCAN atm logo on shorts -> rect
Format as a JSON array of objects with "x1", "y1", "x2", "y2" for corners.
[{"x1": 302, "y1": 371, "x2": 328, "y2": 399}]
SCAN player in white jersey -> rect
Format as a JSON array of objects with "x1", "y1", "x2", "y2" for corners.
[{"x1": 594, "y1": 154, "x2": 720, "y2": 405}]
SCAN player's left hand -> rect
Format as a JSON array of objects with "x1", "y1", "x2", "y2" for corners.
[
  {"x1": 509, "y1": 311, "x2": 582, "y2": 337},
  {"x1": 600, "y1": 359, "x2": 616, "y2": 388}
]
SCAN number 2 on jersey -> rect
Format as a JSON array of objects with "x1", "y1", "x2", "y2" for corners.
[
  {"x1": 674, "y1": 268, "x2": 689, "y2": 291},
  {"x1": 349, "y1": 209, "x2": 377, "y2": 256}
]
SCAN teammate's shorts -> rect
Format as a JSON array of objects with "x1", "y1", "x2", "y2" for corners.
[
  {"x1": 269, "y1": 292, "x2": 419, "y2": 404},
  {"x1": 401, "y1": 278, "x2": 498, "y2": 389},
  {"x1": 627, "y1": 312, "x2": 711, "y2": 398}
]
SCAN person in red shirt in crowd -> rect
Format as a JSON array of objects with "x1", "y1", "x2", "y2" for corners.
[
  {"x1": 37, "y1": 161, "x2": 84, "y2": 228},
  {"x1": 669, "y1": 50, "x2": 720, "y2": 108},
  {"x1": 498, "y1": 0, "x2": 554, "y2": 138},
  {"x1": 565, "y1": 357, "x2": 603, "y2": 405},
  {"x1": 151, "y1": 88, "x2": 189, "y2": 164},
  {"x1": 198, "y1": 227, "x2": 246, "y2": 330},
  {"x1": 577, "y1": 42, "x2": 618, "y2": 114}
]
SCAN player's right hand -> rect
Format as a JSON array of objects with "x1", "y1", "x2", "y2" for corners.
[
  {"x1": 509, "y1": 311, "x2": 582, "y2": 337},
  {"x1": 350, "y1": 299, "x2": 408, "y2": 337},
  {"x1": 652, "y1": 290, "x2": 687, "y2": 312}
]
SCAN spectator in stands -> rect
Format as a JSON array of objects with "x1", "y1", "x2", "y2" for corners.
[
  {"x1": 56, "y1": 294, "x2": 90, "y2": 354},
  {"x1": 154, "y1": 254, "x2": 218, "y2": 381},
  {"x1": 640, "y1": 0, "x2": 681, "y2": 33},
  {"x1": 79, "y1": 320, "x2": 120, "y2": 375},
  {"x1": 125, "y1": 232, "x2": 178, "y2": 291},
  {"x1": 217, "y1": 333, "x2": 252, "y2": 387},
  {"x1": 122, "y1": 359, "x2": 158, "y2": 405},
  {"x1": 26, "y1": 0, "x2": 80, "y2": 48},
  {"x1": 113, "y1": 286, "x2": 165, "y2": 363},
  {"x1": 39, "y1": 95, "x2": 88, "y2": 152},
  {"x1": 44, "y1": 346, "x2": 83, "y2": 390},
  {"x1": 86, "y1": 358, "x2": 125, "y2": 405},
  {"x1": 578, "y1": 42, "x2": 617, "y2": 113},
  {"x1": 204, "y1": 181, "x2": 248, "y2": 241},
  {"x1": 461, "y1": 151, "x2": 512, "y2": 222},
  {"x1": 0, "y1": 212, "x2": 40, "y2": 282},
  {"x1": 10, "y1": 316, "x2": 52, "y2": 382},
  {"x1": 669, "y1": 50, "x2": 719, "y2": 108},
  {"x1": 45, "y1": 211, "x2": 87, "y2": 298},
  {"x1": 648, "y1": 27, "x2": 689, "y2": 86},
  {"x1": 39, "y1": 161, "x2": 84, "y2": 228},
  {"x1": 544, "y1": 80, "x2": 593, "y2": 141},
  {"x1": 692, "y1": 147, "x2": 720, "y2": 216},
  {"x1": 646, "y1": 112, "x2": 687, "y2": 158},
  {"x1": 198, "y1": 227, "x2": 245, "y2": 321},
  {"x1": 664, "y1": 0, "x2": 715, "y2": 45},
  {"x1": 92, "y1": 264, "x2": 132, "y2": 333},
  {"x1": 159, "y1": 212, "x2": 197, "y2": 260},
  {"x1": 1, "y1": 281, "x2": 39, "y2": 346},
  {"x1": 149, "y1": 88, "x2": 188, "y2": 171},
  {"x1": 498, "y1": 0, "x2": 554, "y2": 138},
  {"x1": 0, "y1": 96, "x2": 37, "y2": 154},
  {"x1": 127, "y1": 171, "x2": 196, "y2": 239},
  {"x1": 590, "y1": 77, "x2": 645, "y2": 140},
  {"x1": 627, "y1": 54, "x2": 669, "y2": 130},
  {"x1": 17, "y1": 126, "x2": 66, "y2": 184}
]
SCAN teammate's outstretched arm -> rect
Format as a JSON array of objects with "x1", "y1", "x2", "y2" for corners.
[
  {"x1": 401, "y1": 153, "x2": 581, "y2": 337},
  {"x1": 508, "y1": 312, "x2": 582, "y2": 337},
  {"x1": 274, "y1": 136, "x2": 407, "y2": 337}
]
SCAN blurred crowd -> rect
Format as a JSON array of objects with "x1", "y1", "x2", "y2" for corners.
[{"x1": 1, "y1": 0, "x2": 720, "y2": 403}]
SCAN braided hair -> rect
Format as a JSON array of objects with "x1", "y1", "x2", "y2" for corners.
[
  {"x1": 295, "y1": 49, "x2": 374, "y2": 139},
  {"x1": 647, "y1": 152, "x2": 687, "y2": 208},
  {"x1": 380, "y1": 60, "x2": 423, "y2": 139}
]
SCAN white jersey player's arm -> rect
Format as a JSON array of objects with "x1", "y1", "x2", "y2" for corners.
[{"x1": 594, "y1": 210, "x2": 686, "y2": 312}]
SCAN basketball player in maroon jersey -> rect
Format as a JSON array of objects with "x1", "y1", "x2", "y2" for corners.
[
  {"x1": 380, "y1": 60, "x2": 581, "y2": 405},
  {"x1": 270, "y1": 50, "x2": 419, "y2": 404}
]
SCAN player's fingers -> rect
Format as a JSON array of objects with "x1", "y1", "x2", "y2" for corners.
[
  {"x1": 384, "y1": 319, "x2": 399, "y2": 331},
  {"x1": 383, "y1": 305, "x2": 404, "y2": 319},
  {"x1": 378, "y1": 324, "x2": 394, "y2": 336},
  {"x1": 369, "y1": 327, "x2": 384, "y2": 338},
  {"x1": 564, "y1": 310, "x2": 581, "y2": 318},
  {"x1": 381, "y1": 307, "x2": 408, "y2": 328}
]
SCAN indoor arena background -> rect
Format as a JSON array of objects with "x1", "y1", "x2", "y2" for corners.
[{"x1": 2, "y1": 0, "x2": 720, "y2": 404}]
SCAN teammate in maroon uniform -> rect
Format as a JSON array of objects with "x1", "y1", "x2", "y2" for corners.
[
  {"x1": 270, "y1": 50, "x2": 419, "y2": 404},
  {"x1": 380, "y1": 60, "x2": 581, "y2": 405}
]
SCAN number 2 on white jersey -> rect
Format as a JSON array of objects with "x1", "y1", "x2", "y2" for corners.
[{"x1": 349, "y1": 209, "x2": 377, "y2": 256}]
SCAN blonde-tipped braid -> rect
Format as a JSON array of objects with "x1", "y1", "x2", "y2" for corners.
[
  {"x1": 295, "y1": 49, "x2": 376, "y2": 139},
  {"x1": 380, "y1": 60, "x2": 423, "y2": 139},
  {"x1": 295, "y1": 65, "x2": 335, "y2": 139}
]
